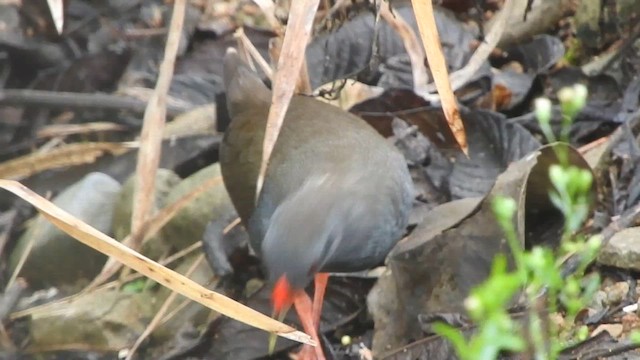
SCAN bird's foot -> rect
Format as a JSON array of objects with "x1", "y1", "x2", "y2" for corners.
[
  {"x1": 293, "y1": 290, "x2": 326, "y2": 360},
  {"x1": 312, "y1": 273, "x2": 330, "y2": 326},
  {"x1": 293, "y1": 344, "x2": 320, "y2": 360}
]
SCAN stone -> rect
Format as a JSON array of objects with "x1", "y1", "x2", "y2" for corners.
[
  {"x1": 27, "y1": 286, "x2": 156, "y2": 351},
  {"x1": 9, "y1": 172, "x2": 121, "y2": 290},
  {"x1": 111, "y1": 168, "x2": 181, "y2": 259},
  {"x1": 161, "y1": 163, "x2": 236, "y2": 250},
  {"x1": 591, "y1": 323, "x2": 623, "y2": 338},
  {"x1": 598, "y1": 227, "x2": 640, "y2": 271}
]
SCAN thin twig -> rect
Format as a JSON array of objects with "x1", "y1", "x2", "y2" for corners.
[
  {"x1": 234, "y1": 28, "x2": 273, "y2": 80},
  {"x1": 379, "y1": 1, "x2": 428, "y2": 94},
  {"x1": 0, "y1": 89, "x2": 189, "y2": 116},
  {"x1": 37, "y1": 122, "x2": 128, "y2": 139},
  {"x1": 132, "y1": 0, "x2": 186, "y2": 239},
  {"x1": 0, "y1": 278, "x2": 27, "y2": 321},
  {"x1": 447, "y1": 0, "x2": 514, "y2": 92}
]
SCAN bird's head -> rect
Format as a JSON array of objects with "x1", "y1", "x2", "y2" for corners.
[
  {"x1": 272, "y1": 273, "x2": 295, "y2": 315},
  {"x1": 261, "y1": 189, "x2": 341, "y2": 354},
  {"x1": 259, "y1": 175, "x2": 348, "y2": 318},
  {"x1": 263, "y1": 211, "x2": 333, "y2": 317},
  {"x1": 263, "y1": 208, "x2": 337, "y2": 354}
]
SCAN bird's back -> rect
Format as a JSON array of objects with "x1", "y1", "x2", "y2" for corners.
[{"x1": 220, "y1": 50, "x2": 413, "y2": 277}]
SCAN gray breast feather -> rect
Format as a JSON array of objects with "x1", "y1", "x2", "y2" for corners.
[{"x1": 257, "y1": 171, "x2": 409, "y2": 288}]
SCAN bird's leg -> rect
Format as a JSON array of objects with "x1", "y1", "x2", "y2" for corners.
[
  {"x1": 312, "y1": 273, "x2": 330, "y2": 327},
  {"x1": 293, "y1": 290, "x2": 326, "y2": 360}
]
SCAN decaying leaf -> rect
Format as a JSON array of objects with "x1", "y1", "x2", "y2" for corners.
[{"x1": 369, "y1": 144, "x2": 595, "y2": 354}]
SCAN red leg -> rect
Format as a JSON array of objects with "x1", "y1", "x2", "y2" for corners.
[
  {"x1": 293, "y1": 290, "x2": 326, "y2": 360},
  {"x1": 312, "y1": 273, "x2": 330, "y2": 327}
]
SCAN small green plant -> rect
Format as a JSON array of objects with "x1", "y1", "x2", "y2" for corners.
[
  {"x1": 436, "y1": 84, "x2": 601, "y2": 360},
  {"x1": 122, "y1": 278, "x2": 147, "y2": 293}
]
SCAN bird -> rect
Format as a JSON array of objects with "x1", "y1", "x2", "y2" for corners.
[{"x1": 220, "y1": 48, "x2": 413, "y2": 359}]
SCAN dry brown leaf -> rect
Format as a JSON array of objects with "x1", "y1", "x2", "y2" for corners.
[
  {"x1": 0, "y1": 142, "x2": 132, "y2": 181},
  {"x1": 0, "y1": 179, "x2": 313, "y2": 345}
]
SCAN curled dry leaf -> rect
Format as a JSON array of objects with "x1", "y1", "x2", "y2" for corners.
[{"x1": 0, "y1": 179, "x2": 314, "y2": 346}]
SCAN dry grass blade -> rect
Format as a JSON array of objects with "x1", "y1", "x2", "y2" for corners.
[
  {"x1": 46, "y1": 0, "x2": 64, "y2": 34},
  {"x1": 379, "y1": 1, "x2": 428, "y2": 94},
  {"x1": 125, "y1": 254, "x2": 207, "y2": 360},
  {"x1": 256, "y1": 0, "x2": 321, "y2": 198},
  {"x1": 0, "y1": 180, "x2": 314, "y2": 345},
  {"x1": 132, "y1": 0, "x2": 185, "y2": 236},
  {"x1": 0, "y1": 142, "x2": 133, "y2": 181},
  {"x1": 234, "y1": 28, "x2": 273, "y2": 80},
  {"x1": 449, "y1": 0, "x2": 514, "y2": 91},
  {"x1": 37, "y1": 122, "x2": 127, "y2": 139},
  {"x1": 410, "y1": 0, "x2": 468, "y2": 154},
  {"x1": 7, "y1": 222, "x2": 44, "y2": 289},
  {"x1": 9, "y1": 241, "x2": 208, "y2": 321},
  {"x1": 86, "y1": 176, "x2": 224, "y2": 291}
]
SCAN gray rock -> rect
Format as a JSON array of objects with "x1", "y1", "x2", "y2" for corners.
[
  {"x1": 111, "y1": 169, "x2": 181, "y2": 259},
  {"x1": 589, "y1": 290, "x2": 607, "y2": 312},
  {"x1": 162, "y1": 163, "x2": 236, "y2": 250},
  {"x1": 598, "y1": 227, "x2": 640, "y2": 272},
  {"x1": 9, "y1": 173, "x2": 121, "y2": 290},
  {"x1": 27, "y1": 286, "x2": 156, "y2": 352},
  {"x1": 604, "y1": 282, "x2": 630, "y2": 306}
]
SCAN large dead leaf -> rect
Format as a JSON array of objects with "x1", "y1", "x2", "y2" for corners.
[
  {"x1": 351, "y1": 96, "x2": 541, "y2": 199},
  {"x1": 369, "y1": 143, "x2": 595, "y2": 354},
  {"x1": 305, "y1": 6, "x2": 475, "y2": 90}
]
